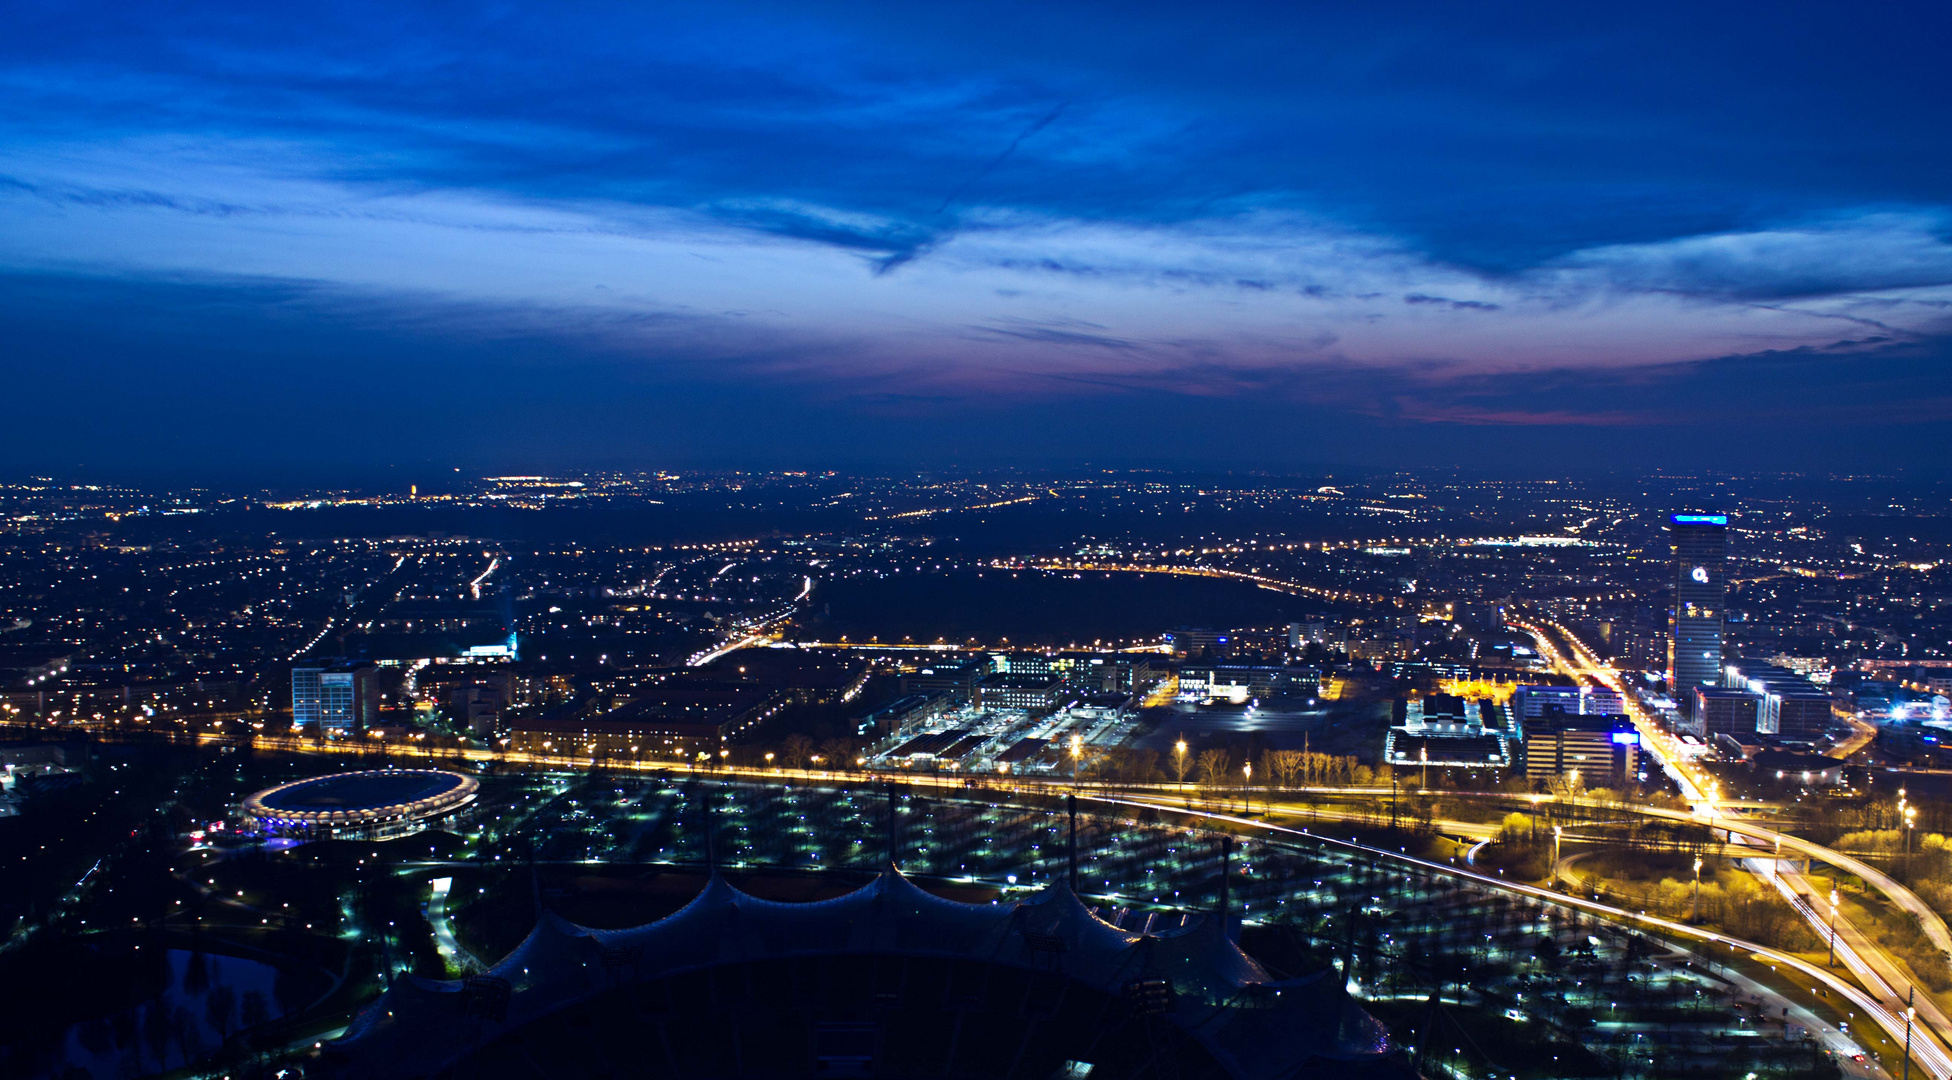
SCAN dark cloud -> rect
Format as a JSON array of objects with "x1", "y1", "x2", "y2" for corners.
[
  {"x1": 702, "y1": 205, "x2": 931, "y2": 257},
  {"x1": 6, "y1": 270, "x2": 1952, "y2": 480},
  {"x1": 7, "y1": 1, "x2": 1947, "y2": 268},
  {"x1": 1403, "y1": 293, "x2": 1501, "y2": 311},
  {"x1": 968, "y1": 322, "x2": 1139, "y2": 351}
]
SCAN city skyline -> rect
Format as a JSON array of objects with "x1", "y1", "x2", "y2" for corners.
[
  {"x1": 7, "y1": 465, "x2": 1952, "y2": 1078},
  {"x1": 5, "y1": 2, "x2": 1952, "y2": 476}
]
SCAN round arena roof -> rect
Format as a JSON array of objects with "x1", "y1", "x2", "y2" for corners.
[{"x1": 244, "y1": 769, "x2": 477, "y2": 828}]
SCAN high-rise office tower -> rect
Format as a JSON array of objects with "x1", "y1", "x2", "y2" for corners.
[
  {"x1": 292, "y1": 659, "x2": 378, "y2": 733},
  {"x1": 1668, "y1": 513, "x2": 1728, "y2": 706}
]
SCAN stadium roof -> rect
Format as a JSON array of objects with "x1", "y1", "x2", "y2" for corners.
[{"x1": 328, "y1": 869, "x2": 1393, "y2": 1079}]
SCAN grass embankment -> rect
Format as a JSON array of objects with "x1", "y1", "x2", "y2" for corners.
[
  {"x1": 1474, "y1": 813, "x2": 1824, "y2": 957},
  {"x1": 1564, "y1": 848, "x2": 1823, "y2": 954}
]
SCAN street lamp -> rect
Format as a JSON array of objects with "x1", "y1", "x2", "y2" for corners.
[
  {"x1": 1175, "y1": 739, "x2": 1189, "y2": 787},
  {"x1": 1904, "y1": 990, "x2": 1916, "y2": 1080},
  {"x1": 1243, "y1": 761, "x2": 1253, "y2": 814},
  {"x1": 1692, "y1": 856, "x2": 1703, "y2": 923},
  {"x1": 1907, "y1": 805, "x2": 1919, "y2": 877},
  {"x1": 764, "y1": 752, "x2": 775, "y2": 771},
  {"x1": 1553, "y1": 825, "x2": 1563, "y2": 883}
]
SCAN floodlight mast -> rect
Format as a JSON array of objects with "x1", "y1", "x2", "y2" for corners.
[{"x1": 1067, "y1": 793, "x2": 1079, "y2": 892}]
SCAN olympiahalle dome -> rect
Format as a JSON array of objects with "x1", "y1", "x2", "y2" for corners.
[
  {"x1": 324, "y1": 867, "x2": 1402, "y2": 1079},
  {"x1": 243, "y1": 769, "x2": 478, "y2": 837}
]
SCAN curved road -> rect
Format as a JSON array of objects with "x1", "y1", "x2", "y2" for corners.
[
  {"x1": 1548, "y1": 836, "x2": 1936, "y2": 1062},
  {"x1": 1513, "y1": 615, "x2": 1952, "y2": 1072},
  {"x1": 1636, "y1": 800, "x2": 1952, "y2": 960},
  {"x1": 1102, "y1": 793, "x2": 1920, "y2": 1079}
]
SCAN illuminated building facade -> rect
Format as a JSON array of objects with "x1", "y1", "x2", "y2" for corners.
[
  {"x1": 1721, "y1": 660, "x2": 1834, "y2": 741},
  {"x1": 1522, "y1": 712, "x2": 1640, "y2": 787},
  {"x1": 1692, "y1": 687, "x2": 1760, "y2": 740},
  {"x1": 506, "y1": 685, "x2": 788, "y2": 761},
  {"x1": 1164, "y1": 627, "x2": 1227, "y2": 658},
  {"x1": 1513, "y1": 684, "x2": 1623, "y2": 719},
  {"x1": 292, "y1": 659, "x2": 378, "y2": 733},
  {"x1": 1667, "y1": 513, "x2": 1728, "y2": 708},
  {"x1": 896, "y1": 656, "x2": 991, "y2": 703},
  {"x1": 973, "y1": 673, "x2": 1064, "y2": 711},
  {"x1": 1386, "y1": 693, "x2": 1512, "y2": 771}
]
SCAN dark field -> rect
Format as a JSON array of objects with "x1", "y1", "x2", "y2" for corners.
[{"x1": 802, "y1": 568, "x2": 1337, "y2": 648}]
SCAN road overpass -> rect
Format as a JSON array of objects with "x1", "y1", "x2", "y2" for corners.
[
  {"x1": 1514, "y1": 615, "x2": 1952, "y2": 1071},
  {"x1": 1100, "y1": 792, "x2": 1911, "y2": 1079}
]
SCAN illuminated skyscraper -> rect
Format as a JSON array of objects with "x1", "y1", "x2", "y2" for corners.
[
  {"x1": 1667, "y1": 513, "x2": 1728, "y2": 706},
  {"x1": 292, "y1": 659, "x2": 378, "y2": 733}
]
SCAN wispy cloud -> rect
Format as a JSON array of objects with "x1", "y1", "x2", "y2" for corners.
[
  {"x1": 1543, "y1": 213, "x2": 1952, "y2": 300},
  {"x1": 4, "y1": 142, "x2": 1950, "y2": 411}
]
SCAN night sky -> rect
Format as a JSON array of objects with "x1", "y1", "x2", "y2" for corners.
[{"x1": 4, "y1": 1, "x2": 1950, "y2": 478}]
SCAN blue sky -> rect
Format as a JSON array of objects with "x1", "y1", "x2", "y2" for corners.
[{"x1": 4, "y1": 0, "x2": 1951, "y2": 477}]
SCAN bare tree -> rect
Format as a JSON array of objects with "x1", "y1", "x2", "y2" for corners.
[
  {"x1": 1547, "y1": 771, "x2": 1585, "y2": 800},
  {"x1": 183, "y1": 949, "x2": 211, "y2": 995},
  {"x1": 780, "y1": 733, "x2": 814, "y2": 770},
  {"x1": 240, "y1": 990, "x2": 269, "y2": 1033},
  {"x1": 1266, "y1": 749, "x2": 1304, "y2": 790},
  {"x1": 142, "y1": 1005, "x2": 172, "y2": 1072},
  {"x1": 170, "y1": 1005, "x2": 202, "y2": 1067},
  {"x1": 273, "y1": 967, "x2": 307, "y2": 1023},
  {"x1": 110, "y1": 1009, "x2": 138, "y2": 1058},
  {"x1": 818, "y1": 736, "x2": 856, "y2": 771},
  {"x1": 206, "y1": 984, "x2": 237, "y2": 1042},
  {"x1": 1258, "y1": 750, "x2": 1282, "y2": 790},
  {"x1": 1196, "y1": 748, "x2": 1232, "y2": 789}
]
